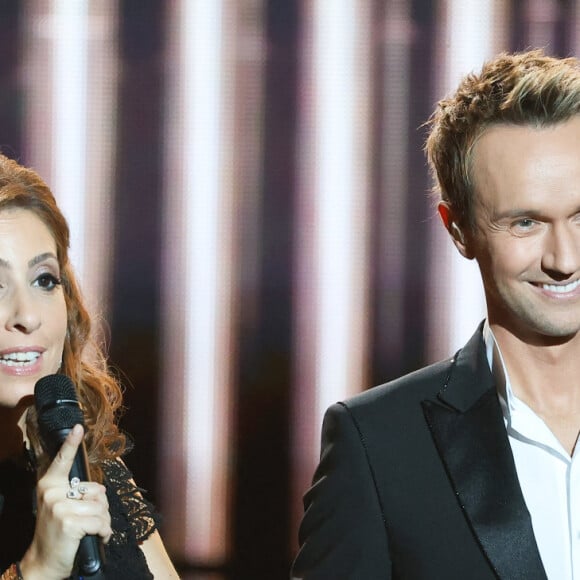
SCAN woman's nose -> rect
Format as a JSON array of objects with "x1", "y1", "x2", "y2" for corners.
[{"x1": 4, "y1": 288, "x2": 41, "y2": 334}]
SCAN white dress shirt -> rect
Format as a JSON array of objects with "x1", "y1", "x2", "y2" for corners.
[{"x1": 484, "y1": 323, "x2": 580, "y2": 580}]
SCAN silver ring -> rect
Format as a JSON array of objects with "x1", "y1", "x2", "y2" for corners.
[{"x1": 66, "y1": 476, "x2": 85, "y2": 500}]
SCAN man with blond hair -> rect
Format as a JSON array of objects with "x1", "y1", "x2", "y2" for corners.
[{"x1": 292, "y1": 50, "x2": 580, "y2": 579}]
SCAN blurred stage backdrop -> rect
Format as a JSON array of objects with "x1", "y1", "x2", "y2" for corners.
[{"x1": 0, "y1": 0, "x2": 577, "y2": 578}]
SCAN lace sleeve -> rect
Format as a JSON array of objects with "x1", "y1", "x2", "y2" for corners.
[{"x1": 103, "y1": 458, "x2": 161, "y2": 543}]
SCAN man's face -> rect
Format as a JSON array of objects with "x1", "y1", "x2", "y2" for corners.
[{"x1": 467, "y1": 117, "x2": 580, "y2": 344}]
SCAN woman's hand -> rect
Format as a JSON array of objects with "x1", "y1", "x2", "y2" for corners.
[{"x1": 19, "y1": 425, "x2": 112, "y2": 580}]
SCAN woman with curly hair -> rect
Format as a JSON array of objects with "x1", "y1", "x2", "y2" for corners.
[{"x1": 0, "y1": 154, "x2": 178, "y2": 579}]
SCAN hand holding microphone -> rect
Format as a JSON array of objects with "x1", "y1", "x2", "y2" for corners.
[{"x1": 20, "y1": 375, "x2": 110, "y2": 579}]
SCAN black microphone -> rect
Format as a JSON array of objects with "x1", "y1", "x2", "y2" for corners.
[{"x1": 34, "y1": 374, "x2": 106, "y2": 578}]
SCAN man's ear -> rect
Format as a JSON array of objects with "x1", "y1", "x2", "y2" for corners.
[{"x1": 437, "y1": 202, "x2": 474, "y2": 259}]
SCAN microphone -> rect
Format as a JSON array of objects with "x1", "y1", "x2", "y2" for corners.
[{"x1": 34, "y1": 374, "x2": 106, "y2": 578}]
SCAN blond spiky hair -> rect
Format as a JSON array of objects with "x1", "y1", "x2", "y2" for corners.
[{"x1": 425, "y1": 49, "x2": 580, "y2": 230}]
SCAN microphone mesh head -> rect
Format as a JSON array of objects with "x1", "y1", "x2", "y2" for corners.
[
  {"x1": 35, "y1": 374, "x2": 78, "y2": 409},
  {"x1": 35, "y1": 374, "x2": 84, "y2": 433}
]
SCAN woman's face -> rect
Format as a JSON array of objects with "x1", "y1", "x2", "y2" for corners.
[{"x1": 0, "y1": 208, "x2": 67, "y2": 408}]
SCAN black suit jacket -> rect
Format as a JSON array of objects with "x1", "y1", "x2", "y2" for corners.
[{"x1": 291, "y1": 326, "x2": 548, "y2": 579}]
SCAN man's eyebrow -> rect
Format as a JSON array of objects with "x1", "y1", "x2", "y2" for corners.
[
  {"x1": 494, "y1": 205, "x2": 580, "y2": 220},
  {"x1": 494, "y1": 209, "x2": 542, "y2": 219}
]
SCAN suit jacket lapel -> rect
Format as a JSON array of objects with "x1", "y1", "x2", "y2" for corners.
[{"x1": 422, "y1": 327, "x2": 547, "y2": 580}]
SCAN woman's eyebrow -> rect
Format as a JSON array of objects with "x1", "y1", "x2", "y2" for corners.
[
  {"x1": 0, "y1": 252, "x2": 57, "y2": 269},
  {"x1": 28, "y1": 252, "x2": 58, "y2": 268}
]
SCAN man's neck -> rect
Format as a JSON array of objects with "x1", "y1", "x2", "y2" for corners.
[{"x1": 490, "y1": 324, "x2": 580, "y2": 454}]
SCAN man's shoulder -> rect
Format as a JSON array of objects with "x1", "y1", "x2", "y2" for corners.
[
  {"x1": 346, "y1": 356, "x2": 455, "y2": 412},
  {"x1": 343, "y1": 324, "x2": 487, "y2": 415},
  {"x1": 321, "y1": 357, "x2": 460, "y2": 457}
]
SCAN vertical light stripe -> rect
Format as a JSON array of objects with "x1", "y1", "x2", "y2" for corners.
[
  {"x1": 160, "y1": 0, "x2": 243, "y2": 563},
  {"x1": 427, "y1": 0, "x2": 508, "y2": 360},
  {"x1": 314, "y1": 0, "x2": 363, "y2": 422},
  {"x1": 313, "y1": 0, "x2": 372, "y2": 452},
  {"x1": 293, "y1": 0, "x2": 372, "y2": 533},
  {"x1": 21, "y1": 1, "x2": 117, "y2": 318},
  {"x1": 82, "y1": 3, "x2": 118, "y2": 320},
  {"x1": 52, "y1": 0, "x2": 88, "y2": 280}
]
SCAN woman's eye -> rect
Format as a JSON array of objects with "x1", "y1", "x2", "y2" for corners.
[{"x1": 34, "y1": 273, "x2": 62, "y2": 291}]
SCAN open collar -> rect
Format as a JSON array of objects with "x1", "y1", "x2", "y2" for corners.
[{"x1": 422, "y1": 324, "x2": 547, "y2": 580}]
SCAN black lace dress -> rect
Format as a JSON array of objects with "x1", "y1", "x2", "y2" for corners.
[{"x1": 0, "y1": 452, "x2": 159, "y2": 579}]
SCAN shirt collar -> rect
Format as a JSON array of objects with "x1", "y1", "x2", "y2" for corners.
[
  {"x1": 483, "y1": 320, "x2": 513, "y2": 420},
  {"x1": 483, "y1": 321, "x2": 570, "y2": 458}
]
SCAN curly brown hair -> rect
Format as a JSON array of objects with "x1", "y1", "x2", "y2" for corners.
[
  {"x1": 0, "y1": 154, "x2": 126, "y2": 483},
  {"x1": 425, "y1": 49, "x2": 580, "y2": 231}
]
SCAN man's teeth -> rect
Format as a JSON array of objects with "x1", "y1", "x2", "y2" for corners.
[
  {"x1": 0, "y1": 351, "x2": 41, "y2": 366},
  {"x1": 542, "y1": 280, "x2": 580, "y2": 293}
]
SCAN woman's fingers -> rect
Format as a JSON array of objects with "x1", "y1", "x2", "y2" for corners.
[
  {"x1": 23, "y1": 425, "x2": 113, "y2": 577},
  {"x1": 56, "y1": 481, "x2": 113, "y2": 543},
  {"x1": 41, "y1": 423, "x2": 84, "y2": 483},
  {"x1": 49, "y1": 491, "x2": 112, "y2": 542},
  {"x1": 40, "y1": 448, "x2": 113, "y2": 544},
  {"x1": 68, "y1": 480, "x2": 107, "y2": 502}
]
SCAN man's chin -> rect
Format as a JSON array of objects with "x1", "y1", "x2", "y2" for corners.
[
  {"x1": 520, "y1": 322, "x2": 580, "y2": 346},
  {"x1": 492, "y1": 314, "x2": 580, "y2": 346}
]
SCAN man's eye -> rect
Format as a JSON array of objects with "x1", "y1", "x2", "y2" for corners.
[
  {"x1": 34, "y1": 273, "x2": 62, "y2": 290},
  {"x1": 514, "y1": 218, "x2": 535, "y2": 229}
]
